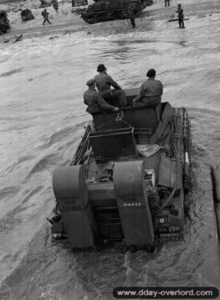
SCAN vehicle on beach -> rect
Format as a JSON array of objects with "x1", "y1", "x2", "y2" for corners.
[
  {"x1": 81, "y1": 0, "x2": 153, "y2": 24},
  {"x1": 21, "y1": 9, "x2": 35, "y2": 22},
  {"x1": 49, "y1": 88, "x2": 192, "y2": 252},
  {"x1": 0, "y1": 10, "x2": 10, "y2": 34},
  {"x1": 74, "y1": 0, "x2": 88, "y2": 6}
]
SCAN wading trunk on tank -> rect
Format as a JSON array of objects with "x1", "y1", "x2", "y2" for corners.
[{"x1": 50, "y1": 88, "x2": 192, "y2": 251}]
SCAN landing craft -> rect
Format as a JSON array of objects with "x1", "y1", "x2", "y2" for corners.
[
  {"x1": 49, "y1": 88, "x2": 192, "y2": 252},
  {"x1": 81, "y1": 0, "x2": 153, "y2": 24}
]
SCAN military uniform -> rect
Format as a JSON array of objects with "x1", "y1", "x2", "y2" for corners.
[
  {"x1": 84, "y1": 79, "x2": 118, "y2": 114},
  {"x1": 94, "y1": 64, "x2": 127, "y2": 107},
  {"x1": 42, "y1": 9, "x2": 51, "y2": 25},
  {"x1": 133, "y1": 69, "x2": 163, "y2": 107},
  {"x1": 177, "y1": 5, "x2": 185, "y2": 28}
]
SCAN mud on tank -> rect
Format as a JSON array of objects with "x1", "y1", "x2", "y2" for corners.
[
  {"x1": 81, "y1": 0, "x2": 153, "y2": 24},
  {"x1": 49, "y1": 88, "x2": 192, "y2": 252}
]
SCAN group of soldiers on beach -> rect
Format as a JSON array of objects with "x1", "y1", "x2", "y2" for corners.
[{"x1": 84, "y1": 64, "x2": 163, "y2": 115}]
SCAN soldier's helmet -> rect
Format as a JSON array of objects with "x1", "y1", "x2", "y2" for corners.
[{"x1": 97, "y1": 64, "x2": 107, "y2": 72}]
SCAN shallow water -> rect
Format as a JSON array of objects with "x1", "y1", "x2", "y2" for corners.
[{"x1": 0, "y1": 1, "x2": 220, "y2": 299}]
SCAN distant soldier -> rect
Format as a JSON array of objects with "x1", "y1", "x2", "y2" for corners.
[
  {"x1": 84, "y1": 79, "x2": 119, "y2": 114},
  {"x1": 165, "y1": 0, "x2": 170, "y2": 7},
  {"x1": 41, "y1": 8, "x2": 51, "y2": 25},
  {"x1": 128, "y1": 8, "x2": 136, "y2": 28},
  {"x1": 71, "y1": 0, "x2": 75, "y2": 13},
  {"x1": 127, "y1": 2, "x2": 137, "y2": 28},
  {"x1": 51, "y1": 0, "x2": 59, "y2": 13},
  {"x1": 176, "y1": 3, "x2": 185, "y2": 28}
]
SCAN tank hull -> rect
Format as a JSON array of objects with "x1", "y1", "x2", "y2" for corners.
[{"x1": 51, "y1": 88, "x2": 192, "y2": 251}]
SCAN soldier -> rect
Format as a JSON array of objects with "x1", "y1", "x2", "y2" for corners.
[
  {"x1": 84, "y1": 79, "x2": 119, "y2": 114},
  {"x1": 165, "y1": 0, "x2": 170, "y2": 7},
  {"x1": 94, "y1": 64, "x2": 127, "y2": 107},
  {"x1": 51, "y1": 0, "x2": 59, "y2": 13},
  {"x1": 176, "y1": 3, "x2": 185, "y2": 28},
  {"x1": 41, "y1": 8, "x2": 51, "y2": 25},
  {"x1": 133, "y1": 69, "x2": 163, "y2": 107},
  {"x1": 126, "y1": 2, "x2": 137, "y2": 28},
  {"x1": 128, "y1": 8, "x2": 136, "y2": 28}
]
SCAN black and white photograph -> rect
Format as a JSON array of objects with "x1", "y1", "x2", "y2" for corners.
[{"x1": 0, "y1": 0, "x2": 220, "y2": 299}]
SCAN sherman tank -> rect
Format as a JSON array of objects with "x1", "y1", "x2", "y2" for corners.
[
  {"x1": 50, "y1": 88, "x2": 192, "y2": 252},
  {"x1": 81, "y1": 0, "x2": 153, "y2": 24}
]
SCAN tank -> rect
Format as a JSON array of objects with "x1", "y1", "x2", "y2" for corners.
[
  {"x1": 50, "y1": 88, "x2": 192, "y2": 251},
  {"x1": 81, "y1": 0, "x2": 153, "y2": 24},
  {"x1": 0, "y1": 10, "x2": 10, "y2": 34},
  {"x1": 21, "y1": 9, "x2": 35, "y2": 22}
]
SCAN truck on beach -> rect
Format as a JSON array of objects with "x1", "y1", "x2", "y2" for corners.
[{"x1": 49, "y1": 88, "x2": 192, "y2": 252}]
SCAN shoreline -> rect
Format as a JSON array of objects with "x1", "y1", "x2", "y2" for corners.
[{"x1": 0, "y1": 0, "x2": 220, "y2": 42}]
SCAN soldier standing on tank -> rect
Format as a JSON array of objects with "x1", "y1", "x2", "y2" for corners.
[
  {"x1": 42, "y1": 8, "x2": 51, "y2": 25},
  {"x1": 165, "y1": 0, "x2": 170, "y2": 7},
  {"x1": 176, "y1": 4, "x2": 185, "y2": 28}
]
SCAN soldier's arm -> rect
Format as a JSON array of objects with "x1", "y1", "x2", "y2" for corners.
[
  {"x1": 133, "y1": 84, "x2": 145, "y2": 103},
  {"x1": 83, "y1": 93, "x2": 90, "y2": 106},
  {"x1": 96, "y1": 94, "x2": 119, "y2": 111},
  {"x1": 107, "y1": 75, "x2": 122, "y2": 90}
]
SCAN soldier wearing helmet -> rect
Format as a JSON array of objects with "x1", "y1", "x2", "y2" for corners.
[
  {"x1": 84, "y1": 78, "x2": 119, "y2": 114},
  {"x1": 94, "y1": 64, "x2": 127, "y2": 107},
  {"x1": 133, "y1": 69, "x2": 163, "y2": 107}
]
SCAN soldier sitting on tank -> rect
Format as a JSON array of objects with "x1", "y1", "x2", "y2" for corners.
[
  {"x1": 94, "y1": 64, "x2": 127, "y2": 107},
  {"x1": 132, "y1": 69, "x2": 163, "y2": 108},
  {"x1": 84, "y1": 79, "x2": 119, "y2": 115}
]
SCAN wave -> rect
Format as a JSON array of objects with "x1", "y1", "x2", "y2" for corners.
[
  {"x1": 26, "y1": 153, "x2": 60, "y2": 177},
  {"x1": 0, "y1": 186, "x2": 21, "y2": 201}
]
